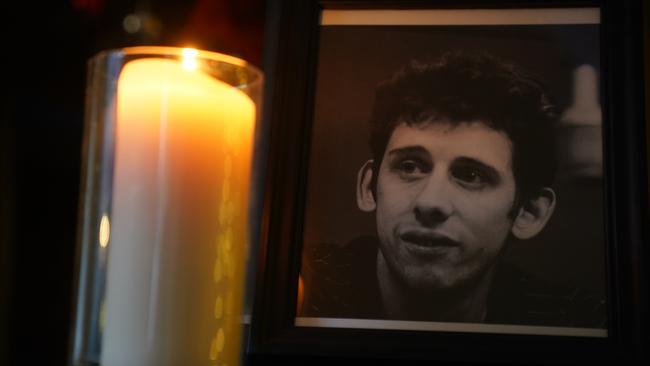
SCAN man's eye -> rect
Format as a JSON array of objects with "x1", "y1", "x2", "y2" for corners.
[
  {"x1": 451, "y1": 166, "x2": 490, "y2": 189},
  {"x1": 394, "y1": 160, "x2": 427, "y2": 179}
]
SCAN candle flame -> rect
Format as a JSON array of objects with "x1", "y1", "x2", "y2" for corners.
[
  {"x1": 182, "y1": 48, "x2": 199, "y2": 71},
  {"x1": 99, "y1": 215, "x2": 110, "y2": 248}
]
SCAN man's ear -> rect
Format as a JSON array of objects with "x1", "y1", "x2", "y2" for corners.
[
  {"x1": 357, "y1": 160, "x2": 377, "y2": 212},
  {"x1": 511, "y1": 188, "x2": 556, "y2": 240}
]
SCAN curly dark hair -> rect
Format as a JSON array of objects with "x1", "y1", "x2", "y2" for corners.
[{"x1": 368, "y1": 51, "x2": 558, "y2": 210}]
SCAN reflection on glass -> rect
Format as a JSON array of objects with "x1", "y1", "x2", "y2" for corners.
[{"x1": 99, "y1": 215, "x2": 110, "y2": 248}]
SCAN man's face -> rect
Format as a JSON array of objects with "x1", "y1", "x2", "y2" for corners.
[{"x1": 374, "y1": 120, "x2": 517, "y2": 292}]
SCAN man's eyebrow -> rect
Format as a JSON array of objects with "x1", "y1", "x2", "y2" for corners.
[{"x1": 387, "y1": 146, "x2": 429, "y2": 157}]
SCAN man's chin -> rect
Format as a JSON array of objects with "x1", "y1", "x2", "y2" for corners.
[
  {"x1": 398, "y1": 265, "x2": 494, "y2": 297},
  {"x1": 399, "y1": 269, "x2": 463, "y2": 293}
]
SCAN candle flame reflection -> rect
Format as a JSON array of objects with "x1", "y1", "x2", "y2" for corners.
[{"x1": 99, "y1": 215, "x2": 110, "y2": 248}]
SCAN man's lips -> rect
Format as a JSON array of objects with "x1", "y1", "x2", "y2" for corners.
[{"x1": 400, "y1": 231, "x2": 460, "y2": 249}]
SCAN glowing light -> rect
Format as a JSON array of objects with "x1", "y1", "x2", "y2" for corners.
[
  {"x1": 208, "y1": 328, "x2": 225, "y2": 361},
  {"x1": 213, "y1": 257, "x2": 222, "y2": 282},
  {"x1": 297, "y1": 274, "x2": 305, "y2": 313},
  {"x1": 123, "y1": 14, "x2": 142, "y2": 34},
  {"x1": 209, "y1": 336, "x2": 218, "y2": 360},
  {"x1": 182, "y1": 48, "x2": 199, "y2": 71},
  {"x1": 99, "y1": 215, "x2": 110, "y2": 248},
  {"x1": 214, "y1": 296, "x2": 223, "y2": 319},
  {"x1": 222, "y1": 228, "x2": 233, "y2": 252},
  {"x1": 216, "y1": 328, "x2": 225, "y2": 352}
]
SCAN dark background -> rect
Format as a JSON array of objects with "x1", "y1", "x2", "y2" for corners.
[{"x1": 302, "y1": 24, "x2": 606, "y2": 305}]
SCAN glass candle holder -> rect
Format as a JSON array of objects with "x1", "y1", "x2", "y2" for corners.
[{"x1": 71, "y1": 46, "x2": 263, "y2": 366}]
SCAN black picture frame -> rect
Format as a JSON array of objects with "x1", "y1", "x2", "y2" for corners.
[{"x1": 249, "y1": 0, "x2": 648, "y2": 364}]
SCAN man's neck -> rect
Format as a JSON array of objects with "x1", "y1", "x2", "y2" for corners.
[{"x1": 376, "y1": 252, "x2": 494, "y2": 322}]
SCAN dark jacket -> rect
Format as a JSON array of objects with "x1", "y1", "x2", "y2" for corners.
[{"x1": 299, "y1": 236, "x2": 606, "y2": 328}]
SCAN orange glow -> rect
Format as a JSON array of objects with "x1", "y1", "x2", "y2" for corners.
[
  {"x1": 297, "y1": 274, "x2": 305, "y2": 313},
  {"x1": 182, "y1": 48, "x2": 199, "y2": 71}
]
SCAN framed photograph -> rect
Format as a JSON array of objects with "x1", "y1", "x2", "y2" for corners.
[{"x1": 250, "y1": 0, "x2": 648, "y2": 364}]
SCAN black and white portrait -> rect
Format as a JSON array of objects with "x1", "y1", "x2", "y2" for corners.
[{"x1": 296, "y1": 8, "x2": 605, "y2": 337}]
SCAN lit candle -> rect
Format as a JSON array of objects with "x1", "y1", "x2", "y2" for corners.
[{"x1": 100, "y1": 55, "x2": 255, "y2": 366}]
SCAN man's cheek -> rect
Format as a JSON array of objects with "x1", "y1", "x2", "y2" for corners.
[
  {"x1": 377, "y1": 195, "x2": 408, "y2": 219},
  {"x1": 458, "y1": 192, "x2": 514, "y2": 218}
]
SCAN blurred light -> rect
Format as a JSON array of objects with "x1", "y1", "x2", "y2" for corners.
[
  {"x1": 72, "y1": 0, "x2": 104, "y2": 15},
  {"x1": 123, "y1": 13, "x2": 142, "y2": 34},
  {"x1": 561, "y1": 64, "x2": 601, "y2": 126},
  {"x1": 209, "y1": 336, "x2": 218, "y2": 360},
  {"x1": 559, "y1": 64, "x2": 602, "y2": 178},
  {"x1": 297, "y1": 274, "x2": 305, "y2": 313},
  {"x1": 214, "y1": 296, "x2": 223, "y2": 319},
  {"x1": 182, "y1": 48, "x2": 199, "y2": 71},
  {"x1": 141, "y1": 13, "x2": 162, "y2": 37},
  {"x1": 216, "y1": 328, "x2": 225, "y2": 353},
  {"x1": 99, "y1": 215, "x2": 110, "y2": 248}
]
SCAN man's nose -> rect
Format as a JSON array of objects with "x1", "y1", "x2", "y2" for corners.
[{"x1": 413, "y1": 171, "x2": 453, "y2": 226}]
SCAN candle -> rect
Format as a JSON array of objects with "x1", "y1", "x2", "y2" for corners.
[{"x1": 100, "y1": 56, "x2": 255, "y2": 366}]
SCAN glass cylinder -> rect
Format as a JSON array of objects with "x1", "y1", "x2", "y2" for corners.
[{"x1": 71, "y1": 46, "x2": 263, "y2": 366}]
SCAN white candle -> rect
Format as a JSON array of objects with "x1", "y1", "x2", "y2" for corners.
[{"x1": 101, "y1": 56, "x2": 255, "y2": 366}]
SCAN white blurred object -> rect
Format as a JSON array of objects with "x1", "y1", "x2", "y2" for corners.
[{"x1": 559, "y1": 64, "x2": 602, "y2": 178}]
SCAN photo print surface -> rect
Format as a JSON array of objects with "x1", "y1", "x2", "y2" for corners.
[{"x1": 296, "y1": 8, "x2": 605, "y2": 337}]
